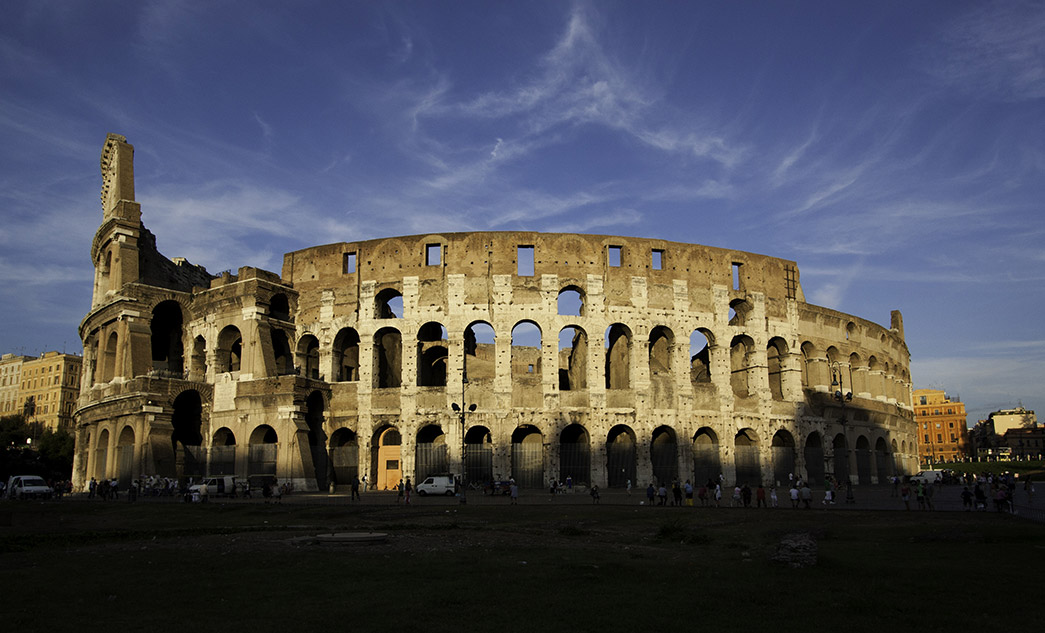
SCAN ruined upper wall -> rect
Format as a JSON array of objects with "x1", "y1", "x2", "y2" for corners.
[
  {"x1": 100, "y1": 133, "x2": 135, "y2": 217},
  {"x1": 283, "y1": 232, "x2": 805, "y2": 313}
]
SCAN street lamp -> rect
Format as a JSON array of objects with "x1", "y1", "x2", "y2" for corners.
[
  {"x1": 830, "y1": 362, "x2": 853, "y2": 484},
  {"x1": 451, "y1": 377, "x2": 477, "y2": 504}
]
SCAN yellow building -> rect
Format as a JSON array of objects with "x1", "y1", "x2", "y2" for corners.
[
  {"x1": 913, "y1": 389, "x2": 968, "y2": 464},
  {"x1": 19, "y1": 351, "x2": 82, "y2": 432},
  {"x1": 1, "y1": 354, "x2": 34, "y2": 417}
]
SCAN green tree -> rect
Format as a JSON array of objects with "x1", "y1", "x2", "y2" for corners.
[
  {"x1": 37, "y1": 427, "x2": 75, "y2": 477},
  {"x1": 0, "y1": 414, "x2": 29, "y2": 448}
]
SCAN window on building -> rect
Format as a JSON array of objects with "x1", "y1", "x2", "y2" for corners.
[
  {"x1": 732, "y1": 262, "x2": 742, "y2": 290},
  {"x1": 651, "y1": 249, "x2": 664, "y2": 270},
  {"x1": 936, "y1": 434, "x2": 942, "y2": 442},
  {"x1": 924, "y1": 435, "x2": 930, "y2": 443},
  {"x1": 425, "y1": 244, "x2": 441, "y2": 266},
  {"x1": 517, "y1": 246, "x2": 534, "y2": 276},
  {"x1": 608, "y1": 245, "x2": 622, "y2": 267},
  {"x1": 343, "y1": 252, "x2": 357, "y2": 274}
]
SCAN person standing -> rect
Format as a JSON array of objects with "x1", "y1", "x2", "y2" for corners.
[
  {"x1": 510, "y1": 482, "x2": 519, "y2": 505},
  {"x1": 646, "y1": 483, "x2": 655, "y2": 507},
  {"x1": 769, "y1": 486, "x2": 778, "y2": 508},
  {"x1": 684, "y1": 481, "x2": 694, "y2": 507},
  {"x1": 351, "y1": 476, "x2": 360, "y2": 501},
  {"x1": 800, "y1": 483, "x2": 812, "y2": 509},
  {"x1": 396, "y1": 479, "x2": 404, "y2": 504},
  {"x1": 590, "y1": 485, "x2": 600, "y2": 504},
  {"x1": 405, "y1": 478, "x2": 412, "y2": 505},
  {"x1": 756, "y1": 484, "x2": 766, "y2": 508}
]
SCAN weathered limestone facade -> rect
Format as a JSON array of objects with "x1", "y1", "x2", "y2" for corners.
[{"x1": 74, "y1": 134, "x2": 918, "y2": 492}]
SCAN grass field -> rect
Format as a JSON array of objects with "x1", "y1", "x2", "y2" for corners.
[{"x1": 2, "y1": 499, "x2": 1041, "y2": 633}]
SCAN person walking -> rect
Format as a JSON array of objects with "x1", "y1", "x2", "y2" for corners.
[
  {"x1": 510, "y1": 482, "x2": 519, "y2": 505},
  {"x1": 646, "y1": 483, "x2": 655, "y2": 507}
]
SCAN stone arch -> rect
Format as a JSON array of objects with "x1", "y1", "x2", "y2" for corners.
[
  {"x1": 605, "y1": 323, "x2": 631, "y2": 389},
  {"x1": 855, "y1": 434, "x2": 872, "y2": 485},
  {"x1": 306, "y1": 391, "x2": 328, "y2": 490},
  {"x1": 94, "y1": 428, "x2": 110, "y2": 480},
  {"x1": 511, "y1": 425, "x2": 544, "y2": 488},
  {"x1": 849, "y1": 352, "x2": 865, "y2": 396},
  {"x1": 690, "y1": 329, "x2": 713, "y2": 386},
  {"x1": 803, "y1": 432, "x2": 825, "y2": 485},
  {"x1": 329, "y1": 428, "x2": 359, "y2": 486},
  {"x1": 874, "y1": 436, "x2": 893, "y2": 482},
  {"x1": 172, "y1": 389, "x2": 204, "y2": 479},
  {"x1": 298, "y1": 334, "x2": 320, "y2": 380},
  {"x1": 558, "y1": 326, "x2": 588, "y2": 391},
  {"x1": 248, "y1": 424, "x2": 278, "y2": 480},
  {"x1": 728, "y1": 298, "x2": 752, "y2": 326},
  {"x1": 651, "y1": 426, "x2": 679, "y2": 485},
  {"x1": 116, "y1": 425, "x2": 135, "y2": 487},
  {"x1": 101, "y1": 331, "x2": 119, "y2": 382},
  {"x1": 464, "y1": 321, "x2": 496, "y2": 384},
  {"x1": 150, "y1": 300, "x2": 184, "y2": 376},
  {"x1": 606, "y1": 425, "x2": 636, "y2": 488},
  {"x1": 417, "y1": 322, "x2": 448, "y2": 387},
  {"x1": 770, "y1": 429, "x2": 796, "y2": 487},
  {"x1": 375, "y1": 287, "x2": 403, "y2": 319},
  {"x1": 371, "y1": 425, "x2": 402, "y2": 490},
  {"x1": 464, "y1": 425, "x2": 493, "y2": 485},
  {"x1": 373, "y1": 327, "x2": 402, "y2": 388},
  {"x1": 832, "y1": 433, "x2": 849, "y2": 484},
  {"x1": 734, "y1": 428, "x2": 761, "y2": 485},
  {"x1": 511, "y1": 320, "x2": 542, "y2": 385},
  {"x1": 729, "y1": 335, "x2": 755, "y2": 398},
  {"x1": 190, "y1": 335, "x2": 207, "y2": 381},
  {"x1": 557, "y1": 286, "x2": 585, "y2": 316},
  {"x1": 767, "y1": 337, "x2": 788, "y2": 401},
  {"x1": 559, "y1": 424, "x2": 590, "y2": 485},
  {"x1": 692, "y1": 427, "x2": 720, "y2": 486},
  {"x1": 333, "y1": 327, "x2": 360, "y2": 382},
  {"x1": 216, "y1": 326, "x2": 242, "y2": 374},
  {"x1": 271, "y1": 329, "x2": 293, "y2": 376},
  {"x1": 415, "y1": 424, "x2": 448, "y2": 482},
  {"x1": 269, "y1": 294, "x2": 291, "y2": 321},
  {"x1": 800, "y1": 341, "x2": 818, "y2": 388},
  {"x1": 211, "y1": 427, "x2": 236, "y2": 476},
  {"x1": 649, "y1": 326, "x2": 675, "y2": 408}
]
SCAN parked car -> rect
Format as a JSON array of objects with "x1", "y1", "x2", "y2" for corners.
[
  {"x1": 415, "y1": 475, "x2": 456, "y2": 496},
  {"x1": 188, "y1": 476, "x2": 238, "y2": 497},
  {"x1": 909, "y1": 470, "x2": 945, "y2": 485},
  {"x1": 6, "y1": 475, "x2": 54, "y2": 500}
]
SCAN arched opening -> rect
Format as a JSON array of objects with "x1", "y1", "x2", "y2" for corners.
[
  {"x1": 801, "y1": 341, "x2": 818, "y2": 388},
  {"x1": 557, "y1": 286, "x2": 585, "y2": 316},
  {"x1": 512, "y1": 322, "x2": 542, "y2": 405},
  {"x1": 415, "y1": 424, "x2": 448, "y2": 482},
  {"x1": 211, "y1": 427, "x2": 236, "y2": 475},
  {"x1": 874, "y1": 437, "x2": 893, "y2": 482},
  {"x1": 94, "y1": 429, "x2": 109, "y2": 480},
  {"x1": 271, "y1": 329, "x2": 293, "y2": 376},
  {"x1": 606, "y1": 425, "x2": 636, "y2": 488},
  {"x1": 855, "y1": 434, "x2": 872, "y2": 485},
  {"x1": 605, "y1": 324, "x2": 631, "y2": 389},
  {"x1": 248, "y1": 425, "x2": 278, "y2": 482},
  {"x1": 298, "y1": 335, "x2": 320, "y2": 380},
  {"x1": 511, "y1": 425, "x2": 544, "y2": 488},
  {"x1": 417, "y1": 322, "x2": 448, "y2": 387},
  {"x1": 216, "y1": 326, "x2": 242, "y2": 374},
  {"x1": 692, "y1": 428, "x2": 720, "y2": 486},
  {"x1": 559, "y1": 424, "x2": 590, "y2": 486},
  {"x1": 651, "y1": 426, "x2": 679, "y2": 486},
  {"x1": 373, "y1": 327, "x2": 402, "y2": 388},
  {"x1": 832, "y1": 433, "x2": 849, "y2": 485},
  {"x1": 306, "y1": 391, "x2": 328, "y2": 490},
  {"x1": 269, "y1": 294, "x2": 291, "y2": 321},
  {"x1": 771, "y1": 430, "x2": 796, "y2": 487},
  {"x1": 190, "y1": 336, "x2": 207, "y2": 381},
  {"x1": 730, "y1": 335, "x2": 754, "y2": 398},
  {"x1": 767, "y1": 338, "x2": 788, "y2": 401},
  {"x1": 372, "y1": 426, "x2": 402, "y2": 490},
  {"x1": 849, "y1": 352, "x2": 865, "y2": 396},
  {"x1": 150, "y1": 300, "x2": 184, "y2": 376},
  {"x1": 117, "y1": 426, "x2": 135, "y2": 487},
  {"x1": 728, "y1": 299, "x2": 751, "y2": 326},
  {"x1": 101, "y1": 332, "x2": 118, "y2": 382},
  {"x1": 465, "y1": 426, "x2": 493, "y2": 485},
  {"x1": 172, "y1": 390, "x2": 204, "y2": 479},
  {"x1": 333, "y1": 328, "x2": 360, "y2": 382},
  {"x1": 464, "y1": 322, "x2": 496, "y2": 384},
  {"x1": 689, "y1": 330, "x2": 712, "y2": 386},
  {"x1": 558, "y1": 326, "x2": 588, "y2": 391},
  {"x1": 330, "y1": 428, "x2": 359, "y2": 486},
  {"x1": 804, "y1": 432, "x2": 824, "y2": 485},
  {"x1": 734, "y1": 428, "x2": 761, "y2": 485},
  {"x1": 375, "y1": 288, "x2": 403, "y2": 319},
  {"x1": 649, "y1": 326, "x2": 674, "y2": 408}
]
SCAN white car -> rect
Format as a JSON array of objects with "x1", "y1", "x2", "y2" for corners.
[
  {"x1": 909, "y1": 470, "x2": 945, "y2": 485},
  {"x1": 6, "y1": 475, "x2": 54, "y2": 500}
]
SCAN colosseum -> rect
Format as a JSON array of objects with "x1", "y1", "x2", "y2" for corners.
[{"x1": 73, "y1": 134, "x2": 917, "y2": 493}]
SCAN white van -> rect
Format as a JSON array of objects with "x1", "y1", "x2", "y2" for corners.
[
  {"x1": 6, "y1": 475, "x2": 54, "y2": 500},
  {"x1": 415, "y1": 475, "x2": 456, "y2": 496},
  {"x1": 909, "y1": 470, "x2": 945, "y2": 484}
]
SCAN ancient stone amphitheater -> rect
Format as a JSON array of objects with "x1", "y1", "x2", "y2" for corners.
[{"x1": 73, "y1": 134, "x2": 917, "y2": 493}]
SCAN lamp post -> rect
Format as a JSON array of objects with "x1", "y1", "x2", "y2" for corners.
[
  {"x1": 451, "y1": 377, "x2": 477, "y2": 504},
  {"x1": 830, "y1": 362, "x2": 853, "y2": 484}
]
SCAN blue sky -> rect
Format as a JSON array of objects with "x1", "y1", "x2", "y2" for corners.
[{"x1": 1, "y1": 1, "x2": 1043, "y2": 424}]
